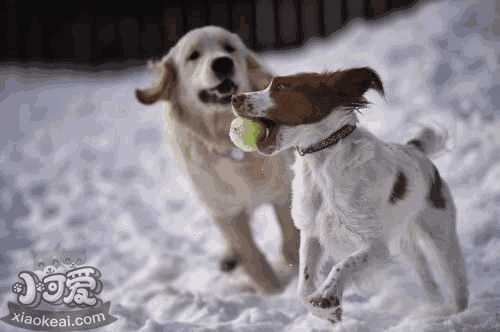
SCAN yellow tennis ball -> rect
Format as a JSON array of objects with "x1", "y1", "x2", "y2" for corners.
[{"x1": 229, "y1": 117, "x2": 266, "y2": 152}]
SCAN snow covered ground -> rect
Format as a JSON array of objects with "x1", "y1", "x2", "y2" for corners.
[{"x1": 1, "y1": 0, "x2": 500, "y2": 331}]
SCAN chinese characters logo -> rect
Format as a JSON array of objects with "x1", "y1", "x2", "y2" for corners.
[
  {"x1": 12, "y1": 266, "x2": 103, "y2": 308},
  {"x1": 1, "y1": 254, "x2": 116, "y2": 331}
]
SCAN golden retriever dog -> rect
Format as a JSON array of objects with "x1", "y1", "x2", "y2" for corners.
[{"x1": 135, "y1": 26, "x2": 299, "y2": 293}]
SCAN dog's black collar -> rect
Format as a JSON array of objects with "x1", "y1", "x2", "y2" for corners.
[{"x1": 296, "y1": 124, "x2": 356, "y2": 156}]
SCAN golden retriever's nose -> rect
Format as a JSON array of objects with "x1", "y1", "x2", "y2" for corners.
[
  {"x1": 212, "y1": 57, "x2": 234, "y2": 78},
  {"x1": 231, "y1": 94, "x2": 245, "y2": 109}
]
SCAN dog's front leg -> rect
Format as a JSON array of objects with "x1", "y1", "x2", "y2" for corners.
[
  {"x1": 308, "y1": 240, "x2": 389, "y2": 323},
  {"x1": 297, "y1": 233, "x2": 322, "y2": 300},
  {"x1": 274, "y1": 201, "x2": 300, "y2": 266},
  {"x1": 214, "y1": 211, "x2": 281, "y2": 294}
]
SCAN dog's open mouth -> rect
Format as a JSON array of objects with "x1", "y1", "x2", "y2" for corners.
[
  {"x1": 237, "y1": 116, "x2": 278, "y2": 155},
  {"x1": 257, "y1": 118, "x2": 276, "y2": 138},
  {"x1": 199, "y1": 79, "x2": 238, "y2": 105},
  {"x1": 231, "y1": 96, "x2": 279, "y2": 155}
]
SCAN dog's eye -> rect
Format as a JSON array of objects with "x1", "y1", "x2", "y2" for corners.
[
  {"x1": 224, "y1": 43, "x2": 235, "y2": 53},
  {"x1": 187, "y1": 50, "x2": 200, "y2": 61},
  {"x1": 274, "y1": 83, "x2": 288, "y2": 91}
]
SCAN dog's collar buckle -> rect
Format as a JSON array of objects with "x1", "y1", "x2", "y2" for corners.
[{"x1": 296, "y1": 124, "x2": 356, "y2": 156}]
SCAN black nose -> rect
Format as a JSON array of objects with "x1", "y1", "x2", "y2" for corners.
[{"x1": 212, "y1": 57, "x2": 234, "y2": 78}]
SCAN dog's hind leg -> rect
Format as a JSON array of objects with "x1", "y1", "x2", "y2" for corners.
[
  {"x1": 417, "y1": 192, "x2": 469, "y2": 312},
  {"x1": 446, "y1": 229, "x2": 469, "y2": 311},
  {"x1": 214, "y1": 211, "x2": 282, "y2": 293},
  {"x1": 420, "y1": 223, "x2": 468, "y2": 312},
  {"x1": 273, "y1": 201, "x2": 300, "y2": 266},
  {"x1": 402, "y1": 224, "x2": 443, "y2": 304}
]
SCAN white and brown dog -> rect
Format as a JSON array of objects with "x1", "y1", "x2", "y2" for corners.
[
  {"x1": 231, "y1": 67, "x2": 468, "y2": 322},
  {"x1": 136, "y1": 26, "x2": 299, "y2": 293}
]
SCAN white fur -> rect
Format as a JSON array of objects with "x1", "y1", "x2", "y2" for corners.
[
  {"x1": 246, "y1": 91, "x2": 469, "y2": 320},
  {"x1": 287, "y1": 110, "x2": 469, "y2": 322},
  {"x1": 279, "y1": 108, "x2": 357, "y2": 152},
  {"x1": 166, "y1": 26, "x2": 254, "y2": 112},
  {"x1": 235, "y1": 85, "x2": 275, "y2": 117}
]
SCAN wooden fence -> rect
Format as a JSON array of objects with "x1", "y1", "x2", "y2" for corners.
[{"x1": 0, "y1": 0, "x2": 419, "y2": 66}]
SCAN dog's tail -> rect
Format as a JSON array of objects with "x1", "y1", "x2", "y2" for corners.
[{"x1": 406, "y1": 126, "x2": 447, "y2": 156}]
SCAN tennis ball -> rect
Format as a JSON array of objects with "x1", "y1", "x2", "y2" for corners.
[{"x1": 229, "y1": 117, "x2": 266, "y2": 152}]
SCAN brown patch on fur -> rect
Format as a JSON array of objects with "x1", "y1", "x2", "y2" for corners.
[
  {"x1": 429, "y1": 166, "x2": 446, "y2": 209},
  {"x1": 389, "y1": 171, "x2": 408, "y2": 204},
  {"x1": 266, "y1": 67, "x2": 384, "y2": 126},
  {"x1": 407, "y1": 139, "x2": 424, "y2": 152}
]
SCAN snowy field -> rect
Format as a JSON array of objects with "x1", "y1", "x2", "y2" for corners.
[{"x1": 1, "y1": 0, "x2": 500, "y2": 331}]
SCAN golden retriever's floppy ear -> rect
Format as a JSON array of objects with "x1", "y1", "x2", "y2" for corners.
[
  {"x1": 246, "y1": 52, "x2": 273, "y2": 90},
  {"x1": 135, "y1": 60, "x2": 176, "y2": 105}
]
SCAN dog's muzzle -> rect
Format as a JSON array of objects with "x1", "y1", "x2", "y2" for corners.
[
  {"x1": 199, "y1": 79, "x2": 238, "y2": 105},
  {"x1": 231, "y1": 93, "x2": 279, "y2": 155},
  {"x1": 231, "y1": 94, "x2": 245, "y2": 110},
  {"x1": 212, "y1": 57, "x2": 234, "y2": 80}
]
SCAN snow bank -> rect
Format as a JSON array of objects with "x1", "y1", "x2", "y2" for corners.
[{"x1": 1, "y1": 0, "x2": 499, "y2": 331}]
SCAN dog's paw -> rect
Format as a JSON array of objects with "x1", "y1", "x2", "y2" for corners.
[
  {"x1": 219, "y1": 255, "x2": 239, "y2": 272},
  {"x1": 307, "y1": 294, "x2": 342, "y2": 323}
]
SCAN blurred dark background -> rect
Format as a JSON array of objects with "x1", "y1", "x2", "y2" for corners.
[{"x1": 0, "y1": 0, "x2": 418, "y2": 67}]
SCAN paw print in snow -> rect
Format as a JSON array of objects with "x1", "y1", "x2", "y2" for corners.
[
  {"x1": 12, "y1": 282, "x2": 25, "y2": 294},
  {"x1": 44, "y1": 265, "x2": 56, "y2": 275},
  {"x1": 35, "y1": 282, "x2": 46, "y2": 293}
]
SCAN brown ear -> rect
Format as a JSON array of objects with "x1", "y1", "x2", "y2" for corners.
[
  {"x1": 335, "y1": 67, "x2": 384, "y2": 97},
  {"x1": 135, "y1": 60, "x2": 176, "y2": 105},
  {"x1": 246, "y1": 53, "x2": 273, "y2": 90}
]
